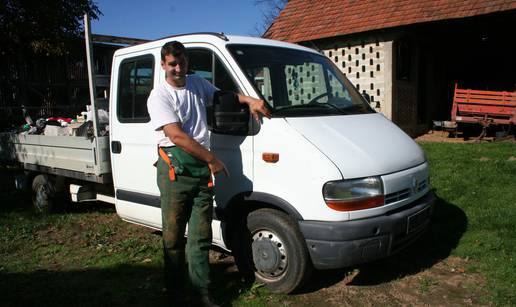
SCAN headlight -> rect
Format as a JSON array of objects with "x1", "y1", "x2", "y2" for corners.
[{"x1": 323, "y1": 177, "x2": 384, "y2": 211}]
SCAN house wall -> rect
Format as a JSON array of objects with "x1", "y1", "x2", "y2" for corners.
[
  {"x1": 306, "y1": 33, "x2": 436, "y2": 136},
  {"x1": 392, "y1": 38, "x2": 429, "y2": 136},
  {"x1": 318, "y1": 39, "x2": 394, "y2": 120}
]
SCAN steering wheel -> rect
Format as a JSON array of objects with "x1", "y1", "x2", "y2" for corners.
[{"x1": 307, "y1": 92, "x2": 329, "y2": 104}]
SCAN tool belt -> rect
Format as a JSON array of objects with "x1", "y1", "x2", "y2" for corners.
[{"x1": 157, "y1": 146, "x2": 213, "y2": 187}]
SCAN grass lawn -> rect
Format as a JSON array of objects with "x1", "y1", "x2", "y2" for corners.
[
  {"x1": 0, "y1": 141, "x2": 515, "y2": 306},
  {"x1": 419, "y1": 141, "x2": 516, "y2": 305}
]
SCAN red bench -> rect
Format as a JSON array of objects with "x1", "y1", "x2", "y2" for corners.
[{"x1": 451, "y1": 83, "x2": 516, "y2": 137}]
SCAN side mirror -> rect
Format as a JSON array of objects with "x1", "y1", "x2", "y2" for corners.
[{"x1": 207, "y1": 91, "x2": 249, "y2": 135}]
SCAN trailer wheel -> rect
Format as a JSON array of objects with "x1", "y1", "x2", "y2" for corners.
[
  {"x1": 32, "y1": 174, "x2": 56, "y2": 214},
  {"x1": 233, "y1": 208, "x2": 312, "y2": 294}
]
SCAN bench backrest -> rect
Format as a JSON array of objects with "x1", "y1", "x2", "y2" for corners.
[{"x1": 451, "y1": 83, "x2": 516, "y2": 124}]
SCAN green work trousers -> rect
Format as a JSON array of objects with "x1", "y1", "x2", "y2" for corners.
[{"x1": 156, "y1": 149, "x2": 214, "y2": 295}]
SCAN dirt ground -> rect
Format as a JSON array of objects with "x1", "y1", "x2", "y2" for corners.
[
  {"x1": 416, "y1": 130, "x2": 472, "y2": 143},
  {"x1": 209, "y1": 250, "x2": 489, "y2": 306},
  {"x1": 0, "y1": 181, "x2": 492, "y2": 306},
  {"x1": 415, "y1": 129, "x2": 515, "y2": 143}
]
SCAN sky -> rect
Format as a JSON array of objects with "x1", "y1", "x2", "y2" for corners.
[{"x1": 91, "y1": 0, "x2": 269, "y2": 40}]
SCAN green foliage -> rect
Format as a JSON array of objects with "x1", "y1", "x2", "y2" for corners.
[{"x1": 0, "y1": 0, "x2": 101, "y2": 55}]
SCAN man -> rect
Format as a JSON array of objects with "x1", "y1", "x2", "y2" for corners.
[{"x1": 147, "y1": 41, "x2": 270, "y2": 306}]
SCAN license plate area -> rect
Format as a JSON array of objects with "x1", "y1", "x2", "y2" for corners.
[{"x1": 406, "y1": 207, "x2": 430, "y2": 234}]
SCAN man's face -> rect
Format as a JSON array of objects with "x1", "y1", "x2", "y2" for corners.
[{"x1": 161, "y1": 53, "x2": 188, "y2": 85}]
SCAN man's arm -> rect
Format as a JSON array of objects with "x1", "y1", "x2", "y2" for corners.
[
  {"x1": 236, "y1": 94, "x2": 271, "y2": 121},
  {"x1": 162, "y1": 123, "x2": 228, "y2": 176}
]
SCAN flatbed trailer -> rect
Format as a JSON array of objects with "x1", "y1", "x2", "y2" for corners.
[{"x1": 0, "y1": 133, "x2": 111, "y2": 183}]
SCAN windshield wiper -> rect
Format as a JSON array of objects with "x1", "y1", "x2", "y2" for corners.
[
  {"x1": 339, "y1": 104, "x2": 372, "y2": 113},
  {"x1": 275, "y1": 103, "x2": 347, "y2": 114}
]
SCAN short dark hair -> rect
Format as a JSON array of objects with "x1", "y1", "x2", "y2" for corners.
[{"x1": 161, "y1": 41, "x2": 187, "y2": 61}]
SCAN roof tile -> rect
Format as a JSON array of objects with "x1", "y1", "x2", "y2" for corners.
[{"x1": 265, "y1": 0, "x2": 515, "y2": 42}]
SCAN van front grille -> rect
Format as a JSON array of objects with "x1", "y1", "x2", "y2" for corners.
[
  {"x1": 417, "y1": 179, "x2": 428, "y2": 192},
  {"x1": 385, "y1": 178, "x2": 429, "y2": 205},
  {"x1": 385, "y1": 189, "x2": 411, "y2": 204}
]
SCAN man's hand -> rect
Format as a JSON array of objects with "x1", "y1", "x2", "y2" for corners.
[
  {"x1": 208, "y1": 157, "x2": 229, "y2": 177},
  {"x1": 238, "y1": 94, "x2": 271, "y2": 121},
  {"x1": 163, "y1": 123, "x2": 230, "y2": 177}
]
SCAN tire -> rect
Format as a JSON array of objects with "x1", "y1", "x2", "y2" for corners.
[
  {"x1": 32, "y1": 174, "x2": 56, "y2": 214},
  {"x1": 233, "y1": 208, "x2": 312, "y2": 293}
]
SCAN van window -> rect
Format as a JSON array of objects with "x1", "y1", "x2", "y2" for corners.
[
  {"x1": 228, "y1": 45, "x2": 374, "y2": 117},
  {"x1": 117, "y1": 55, "x2": 154, "y2": 122},
  {"x1": 188, "y1": 49, "x2": 213, "y2": 82},
  {"x1": 215, "y1": 57, "x2": 239, "y2": 92},
  {"x1": 187, "y1": 48, "x2": 239, "y2": 92},
  {"x1": 284, "y1": 63, "x2": 327, "y2": 105},
  {"x1": 247, "y1": 67, "x2": 273, "y2": 104}
]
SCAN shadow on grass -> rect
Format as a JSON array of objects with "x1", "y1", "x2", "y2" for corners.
[
  {"x1": 0, "y1": 265, "x2": 165, "y2": 307},
  {"x1": 0, "y1": 177, "x2": 250, "y2": 306},
  {"x1": 0, "y1": 261, "x2": 247, "y2": 307},
  {"x1": 297, "y1": 192, "x2": 468, "y2": 292}
]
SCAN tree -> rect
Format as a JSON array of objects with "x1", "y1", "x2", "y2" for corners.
[
  {"x1": 0, "y1": 0, "x2": 101, "y2": 55},
  {"x1": 254, "y1": 0, "x2": 288, "y2": 36},
  {"x1": 0, "y1": 0, "x2": 102, "y2": 128}
]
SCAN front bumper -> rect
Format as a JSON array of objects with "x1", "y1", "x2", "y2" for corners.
[{"x1": 298, "y1": 191, "x2": 435, "y2": 270}]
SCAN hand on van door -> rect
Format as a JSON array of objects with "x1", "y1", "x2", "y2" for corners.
[{"x1": 237, "y1": 94, "x2": 271, "y2": 121}]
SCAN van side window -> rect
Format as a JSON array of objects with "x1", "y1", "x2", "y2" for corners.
[
  {"x1": 215, "y1": 57, "x2": 239, "y2": 92},
  {"x1": 117, "y1": 55, "x2": 154, "y2": 123},
  {"x1": 188, "y1": 49, "x2": 213, "y2": 82},
  {"x1": 187, "y1": 48, "x2": 239, "y2": 92}
]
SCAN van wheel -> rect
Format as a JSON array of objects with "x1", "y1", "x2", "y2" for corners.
[
  {"x1": 234, "y1": 208, "x2": 312, "y2": 293},
  {"x1": 32, "y1": 174, "x2": 56, "y2": 214}
]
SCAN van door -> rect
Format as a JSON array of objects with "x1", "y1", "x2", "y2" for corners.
[
  {"x1": 110, "y1": 51, "x2": 162, "y2": 228},
  {"x1": 185, "y1": 44, "x2": 255, "y2": 245}
]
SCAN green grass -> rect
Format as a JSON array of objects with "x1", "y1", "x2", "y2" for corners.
[
  {"x1": 418, "y1": 276, "x2": 438, "y2": 294},
  {"x1": 420, "y1": 141, "x2": 516, "y2": 305},
  {"x1": 0, "y1": 141, "x2": 515, "y2": 306}
]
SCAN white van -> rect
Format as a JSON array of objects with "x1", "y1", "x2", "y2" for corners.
[
  {"x1": 109, "y1": 33, "x2": 434, "y2": 293},
  {"x1": 3, "y1": 32, "x2": 433, "y2": 294}
]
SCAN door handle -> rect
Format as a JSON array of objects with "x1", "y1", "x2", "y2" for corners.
[{"x1": 111, "y1": 141, "x2": 122, "y2": 154}]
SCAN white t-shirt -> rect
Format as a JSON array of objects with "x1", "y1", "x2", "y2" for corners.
[{"x1": 147, "y1": 74, "x2": 217, "y2": 148}]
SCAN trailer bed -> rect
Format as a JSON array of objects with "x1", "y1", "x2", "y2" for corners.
[{"x1": 0, "y1": 133, "x2": 111, "y2": 183}]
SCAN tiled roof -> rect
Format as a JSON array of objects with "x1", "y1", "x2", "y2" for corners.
[{"x1": 264, "y1": 0, "x2": 516, "y2": 42}]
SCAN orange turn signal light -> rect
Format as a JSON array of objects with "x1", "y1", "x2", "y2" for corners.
[
  {"x1": 325, "y1": 195, "x2": 385, "y2": 212},
  {"x1": 262, "y1": 152, "x2": 279, "y2": 163}
]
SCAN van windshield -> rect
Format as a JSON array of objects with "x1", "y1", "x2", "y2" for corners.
[{"x1": 227, "y1": 44, "x2": 374, "y2": 117}]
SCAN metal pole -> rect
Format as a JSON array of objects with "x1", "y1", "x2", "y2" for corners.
[{"x1": 83, "y1": 13, "x2": 101, "y2": 172}]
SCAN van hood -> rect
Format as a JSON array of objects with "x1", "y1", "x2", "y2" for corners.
[{"x1": 285, "y1": 113, "x2": 426, "y2": 179}]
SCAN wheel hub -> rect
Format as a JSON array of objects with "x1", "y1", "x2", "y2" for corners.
[
  {"x1": 251, "y1": 230, "x2": 287, "y2": 278},
  {"x1": 35, "y1": 185, "x2": 49, "y2": 210}
]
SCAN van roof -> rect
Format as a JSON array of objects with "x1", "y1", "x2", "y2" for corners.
[{"x1": 113, "y1": 33, "x2": 320, "y2": 57}]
